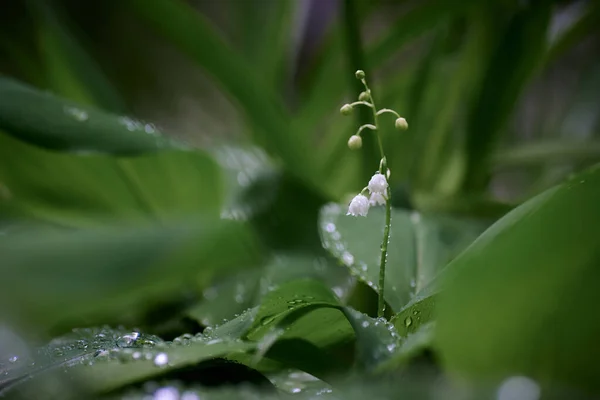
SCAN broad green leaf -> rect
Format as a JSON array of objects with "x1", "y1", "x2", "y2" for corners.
[
  {"x1": 0, "y1": 216, "x2": 262, "y2": 330},
  {"x1": 0, "y1": 326, "x2": 159, "y2": 392},
  {"x1": 187, "y1": 255, "x2": 354, "y2": 328},
  {"x1": 0, "y1": 77, "x2": 176, "y2": 154},
  {"x1": 319, "y1": 203, "x2": 486, "y2": 311},
  {"x1": 215, "y1": 279, "x2": 353, "y2": 378},
  {"x1": 0, "y1": 131, "x2": 220, "y2": 227},
  {"x1": 437, "y1": 164, "x2": 600, "y2": 393},
  {"x1": 1, "y1": 326, "x2": 255, "y2": 396},
  {"x1": 27, "y1": 0, "x2": 126, "y2": 113},
  {"x1": 78, "y1": 339, "x2": 255, "y2": 393}
]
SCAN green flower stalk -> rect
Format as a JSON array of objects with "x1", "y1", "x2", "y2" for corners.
[{"x1": 341, "y1": 70, "x2": 408, "y2": 318}]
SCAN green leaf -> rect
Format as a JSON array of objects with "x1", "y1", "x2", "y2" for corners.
[
  {"x1": 78, "y1": 339, "x2": 255, "y2": 393},
  {"x1": 187, "y1": 255, "x2": 354, "y2": 329},
  {"x1": 0, "y1": 77, "x2": 176, "y2": 154},
  {"x1": 0, "y1": 216, "x2": 262, "y2": 330},
  {"x1": 0, "y1": 130, "x2": 220, "y2": 227},
  {"x1": 375, "y1": 322, "x2": 436, "y2": 373},
  {"x1": 437, "y1": 163, "x2": 600, "y2": 393},
  {"x1": 1, "y1": 327, "x2": 255, "y2": 396},
  {"x1": 319, "y1": 203, "x2": 486, "y2": 311},
  {"x1": 26, "y1": 0, "x2": 126, "y2": 113},
  {"x1": 221, "y1": 279, "x2": 353, "y2": 378},
  {"x1": 340, "y1": 308, "x2": 400, "y2": 372}
]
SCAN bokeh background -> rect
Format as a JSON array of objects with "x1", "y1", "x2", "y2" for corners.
[
  {"x1": 1, "y1": 1, "x2": 600, "y2": 398},
  {"x1": 2, "y1": 0, "x2": 599, "y2": 209}
]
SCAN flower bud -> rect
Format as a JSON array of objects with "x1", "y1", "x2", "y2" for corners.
[
  {"x1": 368, "y1": 172, "x2": 388, "y2": 194},
  {"x1": 358, "y1": 91, "x2": 370, "y2": 102},
  {"x1": 347, "y1": 194, "x2": 369, "y2": 217},
  {"x1": 355, "y1": 70, "x2": 365, "y2": 80},
  {"x1": 347, "y1": 135, "x2": 362, "y2": 150},
  {"x1": 395, "y1": 117, "x2": 408, "y2": 131},
  {"x1": 340, "y1": 104, "x2": 353, "y2": 116}
]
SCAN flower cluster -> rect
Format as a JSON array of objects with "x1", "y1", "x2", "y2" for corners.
[
  {"x1": 347, "y1": 172, "x2": 388, "y2": 216},
  {"x1": 340, "y1": 69, "x2": 407, "y2": 218}
]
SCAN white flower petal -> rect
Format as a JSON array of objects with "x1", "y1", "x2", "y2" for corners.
[
  {"x1": 369, "y1": 192, "x2": 387, "y2": 206},
  {"x1": 368, "y1": 172, "x2": 388, "y2": 194},
  {"x1": 347, "y1": 194, "x2": 369, "y2": 217}
]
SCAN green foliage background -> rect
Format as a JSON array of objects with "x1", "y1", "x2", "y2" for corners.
[{"x1": 0, "y1": 0, "x2": 599, "y2": 399}]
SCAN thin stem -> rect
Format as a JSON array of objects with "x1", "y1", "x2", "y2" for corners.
[
  {"x1": 356, "y1": 124, "x2": 377, "y2": 136},
  {"x1": 376, "y1": 108, "x2": 401, "y2": 118},
  {"x1": 361, "y1": 79, "x2": 385, "y2": 166},
  {"x1": 361, "y1": 77, "x2": 390, "y2": 318},
  {"x1": 378, "y1": 187, "x2": 392, "y2": 318},
  {"x1": 349, "y1": 101, "x2": 374, "y2": 108}
]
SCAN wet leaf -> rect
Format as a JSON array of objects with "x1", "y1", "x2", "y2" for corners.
[
  {"x1": 0, "y1": 77, "x2": 176, "y2": 154},
  {"x1": 340, "y1": 308, "x2": 400, "y2": 372},
  {"x1": 319, "y1": 203, "x2": 486, "y2": 312},
  {"x1": 1, "y1": 327, "x2": 255, "y2": 396}
]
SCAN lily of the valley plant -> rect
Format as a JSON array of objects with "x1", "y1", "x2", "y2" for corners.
[{"x1": 341, "y1": 69, "x2": 408, "y2": 318}]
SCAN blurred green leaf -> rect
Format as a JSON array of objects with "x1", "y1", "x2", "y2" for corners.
[
  {"x1": 545, "y1": 1, "x2": 600, "y2": 66},
  {"x1": 26, "y1": 0, "x2": 126, "y2": 113},
  {"x1": 0, "y1": 216, "x2": 262, "y2": 330},
  {"x1": 319, "y1": 203, "x2": 486, "y2": 311},
  {"x1": 416, "y1": 7, "x2": 496, "y2": 194},
  {"x1": 236, "y1": 0, "x2": 293, "y2": 91},
  {"x1": 1, "y1": 326, "x2": 157, "y2": 393},
  {"x1": 493, "y1": 140, "x2": 600, "y2": 168},
  {"x1": 463, "y1": 2, "x2": 552, "y2": 191},
  {"x1": 125, "y1": 0, "x2": 318, "y2": 190},
  {"x1": 78, "y1": 340, "x2": 255, "y2": 393},
  {"x1": 2, "y1": 327, "x2": 256, "y2": 396},
  {"x1": 0, "y1": 130, "x2": 220, "y2": 226},
  {"x1": 437, "y1": 163, "x2": 600, "y2": 393},
  {"x1": 0, "y1": 77, "x2": 177, "y2": 154}
]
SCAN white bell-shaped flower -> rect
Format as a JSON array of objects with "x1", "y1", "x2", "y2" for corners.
[
  {"x1": 368, "y1": 172, "x2": 388, "y2": 194},
  {"x1": 347, "y1": 194, "x2": 369, "y2": 217},
  {"x1": 369, "y1": 192, "x2": 386, "y2": 206}
]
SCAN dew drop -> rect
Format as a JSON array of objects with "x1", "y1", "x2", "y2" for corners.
[
  {"x1": 325, "y1": 222, "x2": 336, "y2": 233},
  {"x1": 153, "y1": 386, "x2": 179, "y2": 400},
  {"x1": 8, "y1": 356, "x2": 18, "y2": 363},
  {"x1": 342, "y1": 252, "x2": 354, "y2": 266},
  {"x1": 496, "y1": 376, "x2": 540, "y2": 400},
  {"x1": 180, "y1": 391, "x2": 201, "y2": 400},
  {"x1": 153, "y1": 352, "x2": 169, "y2": 367},
  {"x1": 361, "y1": 321, "x2": 370, "y2": 328},
  {"x1": 64, "y1": 106, "x2": 88, "y2": 122},
  {"x1": 116, "y1": 332, "x2": 140, "y2": 348},
  {"x1": 404, "y1": 316, "x2": 413, "y2": 327}
]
